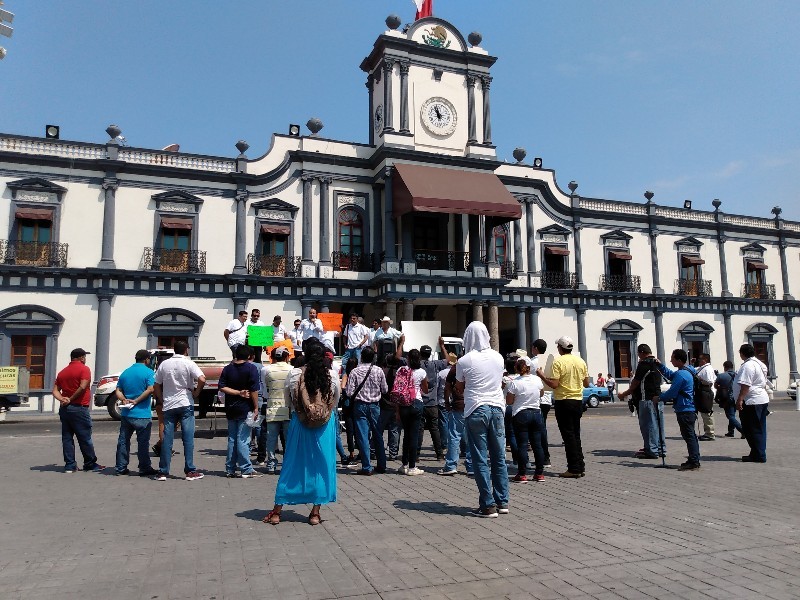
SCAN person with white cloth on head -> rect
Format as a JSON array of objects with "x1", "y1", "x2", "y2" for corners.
[{"x1": 455, "y1": 321, "x2": 508, "y2": 518}]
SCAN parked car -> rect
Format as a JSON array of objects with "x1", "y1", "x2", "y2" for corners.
[
  {"x1": 93, "y1": 350, "x2": 227, "y2": 420},
  {"x1": 582, "y1": 385, "x2": 610, "y2": 408},
  {"x1": 787, "y1": 381, "x2": 796, "y2": 400}
]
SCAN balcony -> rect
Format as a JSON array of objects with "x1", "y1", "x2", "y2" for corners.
[
  {"x1": 332, "y1": 251, "x2": 376, "y2": 272},
  {"x1": 600, "y1": 274, "x2": 641, "y2": 293},
  {"x1": 142, "y1": 248, "x2": 206, "y2": 273},
  {"x1": 414, "y1": 249, "x2": 470, "y2": 272},
  {"x1": 0, "y1": 240, "x2": 68, "y2": 267},
  {"x1": 246, "y1": 254, "x2": 301, "y2": 277},
  {"x1": 534, "y1": 271, "x2": 578, "y2": 290},
  {"x1": 675, "y1": 278, "x2": 713, "y2": 297},
  {"x1": 742, "y1": 283, "x2": 776, "y2": 299}
]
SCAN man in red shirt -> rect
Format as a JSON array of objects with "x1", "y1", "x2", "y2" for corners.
[{"x1": 53, "y1": 348, "x2": 104, "y2": 473}]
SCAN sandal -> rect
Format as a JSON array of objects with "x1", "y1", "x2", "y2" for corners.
[
  {"x1": 262, "y1": 509, "x2": 281, "y2": 525},
  {"x1": 308, "y1": 511, "x2": 321, "y2": 526}
]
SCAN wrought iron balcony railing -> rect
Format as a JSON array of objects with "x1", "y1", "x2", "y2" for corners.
[
  {"x1": 499, "y1": 260, "x2": 516, "y2": 279},
  {"x1": 535, "y1": 270, "x2": 578, "y2": 290},
  {"x1": 142, "y1": 248, "x2": 206, "y2": 273},
  {"x1": 600, "y1": 274, "x2": 642, "y2": 293},
  {"x1": 246, "y1": 254, "x2": 301, "y2": 277},
  {"x1": 742, "y1": 283, "x2": 776, "y2": 299},
  {"x1": 675, "y1": 278, "x2": 713, "y2": 297},
  {"x1": 0, "y1": 240, "x2": 68, "y2": 267},
  {"x1": 332, "y1": 251, "x2": 376, "y2": 272},
  {"x1": 414, "y1": 249, "x2": 470, "y2": 272}
]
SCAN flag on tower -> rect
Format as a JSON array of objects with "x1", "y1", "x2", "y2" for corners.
[{"x1": 413, "y1": 0, "x2": 433, "y2": 20}]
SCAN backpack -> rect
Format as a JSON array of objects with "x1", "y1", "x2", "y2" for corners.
[
  {"x1": 388, "y1": 366, "x2": 415, "y2": 406},
  {"x1": 295, "y1": 368, "x2": 333, "y2": 427},
  {"x1": 691, "y1": 368, "x2": 715, "y2": 414},
  {"x1": 714, "y1": 371, "x2": 735, "y2": 409}
]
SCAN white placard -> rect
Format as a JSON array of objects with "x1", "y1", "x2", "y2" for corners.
[{"x1": 400, "y1": 320, "x2": 442, "y2": 354}]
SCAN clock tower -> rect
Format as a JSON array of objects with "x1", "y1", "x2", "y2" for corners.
[{"x1": 360, "y1": 15, "x2": 497, "y2": 159}]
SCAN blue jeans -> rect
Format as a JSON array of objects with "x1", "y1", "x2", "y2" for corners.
[
  {"x1": 353, "y1": 401, "x2": 386, "y2": 472},
  {"x1": 504, "y1": 405, "x2": 518, "y2": 463},
  {"x1": 638, "y1": 399, "x2": 665, "y2": 456},
  {"x1": 159, "y1": 406, "x2": 197, "y2": 475},
  {"x1": 724, "y1": 403, "x2": 742, "y2": 435},
  {"x1": 741, "y1": 403, "x2": 768, "y2": 462},
  {"x1": 378, "y1": 405, "x2": 400, "y2": 456},
  {"x1": 59, "y1": 404, "x2": 98, "y2": 471},
  {"x1": 444, "y1": 409, "x2": 472, "y2": 472},
  {"x1": 466, "y1": 405, "x2": 509, "y2": 511},
  {"x1": 265, "y1": 420, "x2": 290, "y2": 471},
  {"x1": 115, "y1": 416, "x2": 153, "y2": 473},
  {"x1": 540, "y1": 404, "x2": 552, "y2": 463},
  {"x1": 675, "y1": 410, "x2": 700, "y2": 465},
  {"x1": 335, "y1": 414, "x2": 348, "y2": 460},
  {"x1": 226, "y1": 418, "x2": 254, "y2": 474},
  {"x1": 342, "y1": 348, "x2": 362, "y2": 366},
  {"x1": 512, "y1": 408, "x2": 545, "y2": 476}
]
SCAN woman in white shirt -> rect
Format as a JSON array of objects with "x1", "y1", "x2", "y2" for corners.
[
  {"x1": 505, "y1": 358, "x2": 545, "y2": 483},
  {"x1": 395, "y1": 348, "x2": 428, "y2": 476}
]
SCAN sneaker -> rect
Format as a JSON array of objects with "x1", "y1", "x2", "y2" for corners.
[
  {"x1": 533, "y1": 474, "x2": 545, "y2": 482},
  {"x1": 225, "y1": 472, "x2": 242, "y2": 478},
  {"x1": 724, "y1": 433, "x2": 735, "y2": 438},
  {"x1": 185, "y1": 471, "x2": 204, "y2": 481},
  {"x1": 374, "y1": 467, "x2": 387, "y2": 475},
  {"x1": 356, "y1": 469, "x2": 373, "y2": 476},
  {"x1": 698, "y1": 435, "x2": 715, "y2": 441},
  {"x1": 152, "y1": 473, "x2": 167, "y2": 481},
  {"x1": 398, "y1": 465, "x2": 409, "y2": 475},
  {"x1": 406, "y1": 467, "x2": 424, "y2": 476},
  {"x1": 63, "y1": 468, "x2": 76, "y2": 474},
  {"x1": 512, "y1": 474, "x2": 528, "y2": 483},
  {"x1": 139, "y1": 468, "x2": 159, "y2": 477},
  {"x1": 741, "y1": 456, "x2": 766, "y2": 463},
  {"x1": 466, "y1": 471, "x2": 474, "y2": 477},
  {"x1": 677, "y1": 462, "x2": 701, "y2": 471},
  {"x1": 469, "y1": 507, "x2": 498, "y2": 518},
  {"x1": 253, "y1": 460, "x2": 266, "y2": 467},
  {"x1": 265, "y1": 467, "x2": 277, "y2": 475},
  {"x1": 115, "y1": 468, "x2": 130, "y2": 476},
  {"x1": 497, "y1": 505, "x2": 509, "y2": 514},
  {"x1": 84, "y1": 464, "x2": 106, "y2": 472},
  {"x1": 437, "y1": 468, "x2": 458, "y2": 476},
  {"x1": 543, "y1": 463, "x2": 552, "y2": 468},
  {"x1": 241, "y1": 472, "x2": 263, "y2": 478},
  {"x1": 559, "y1": 471, "x2": 584, "y2": 478}
]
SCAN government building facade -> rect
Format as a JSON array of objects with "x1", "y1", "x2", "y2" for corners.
[{"x1": 1, "y1": 16, "x2": 798, "y2": 413}]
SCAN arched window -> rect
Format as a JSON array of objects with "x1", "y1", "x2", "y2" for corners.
[
  {"x1": 746, "y1": 323, "x2": 778, "y2": 376},
  {"x1": 338, "y1": 208, "x2": 363, "y2": 257},
  {"x1": 142, "y1": 309, "x2": 204, "y2": 356},
  {"x1": 679, "y1": 321, "x2": 714, "y2": 363},
  {"x1": 0, "y1": 305, "x2": 64, "y2": 391},
  {"x1": 492, "y1": 224, "x2": 507, "y2": 263},
  {"x1": 603, "y1": 319, "x2": 643, "y2": 380}
]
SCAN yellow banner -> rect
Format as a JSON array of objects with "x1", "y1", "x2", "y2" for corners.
[{"x1": 0, "y1": 367, "x2": 19, "y2": 394}]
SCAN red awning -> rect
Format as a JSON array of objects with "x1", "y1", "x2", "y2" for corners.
[
  {"x1": 608, "y1": 251, "x2": 632, "y2": 261},
  {"x1": 747, "y1": 261, "x2": 768, "y2": 271},
  {"x1": 392, "y1": 163, "x2": 522, "y2": 222},
  {"x1": 160, "y1": 216, "x2": 193, "y2": 230},
  {"x1": 681, "y1": 255, "x2": 705, "y2": 267},
  {"x1": 15, "y1": 208, "x2": 53, "y2": 221},
  {"x1": 260, "y1": 223, "x2": 291, "y2": 235},
  {"x1": 544, "y1": 245, "x2": 570, "y2": 256}
]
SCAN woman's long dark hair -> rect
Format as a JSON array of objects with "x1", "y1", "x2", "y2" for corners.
[
  {"x1": 302, "y1": 342, "x2": 332, "y2": 400},
  {"x1": 408, "y1": 348, "x2": 422, "y2": 370}
]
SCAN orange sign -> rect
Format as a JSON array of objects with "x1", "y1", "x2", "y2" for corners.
[
  {"x1": 265, "y1": 338, "x2": 295, "y2": 360},
  {"x1": 318, "y1": 312, "x2": 344, "y2": 333}
]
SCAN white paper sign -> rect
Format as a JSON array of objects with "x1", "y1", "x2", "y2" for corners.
[{"x1": 400, "y1": 320, "x2": 442, "y2": 354}]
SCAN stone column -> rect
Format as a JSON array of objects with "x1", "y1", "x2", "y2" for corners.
[
  {"x1": 320, "y1": 303, "x2": 330, "y2": 313},
  {"x1": 301, "y1": 175, "x2": 314, "y2": 263},
  {"x1": 233, "y1": 188, "x2": 248, "y2": 275},
  {"x1": 649, "y1": 230, "x2": 664, "y2": 294},
  {"x1": 481, "y1": 76, "x2": 492, "y2": 145},
  {"x1": 385, "y1": 299, "x2": 398, "y2": 325},
  {"x1": 576, "y1": 308, "x2": 587, "y2": 364},
  {"x1": 487, "y1": 302, "x2": 499, "y2": 351},
  {"x1": 779, "y1": 240, "x2": 794, "y2": 300},
  {"x1": 717, "y1": 235, "x2": 732, "y2": 297},
  {"x1": 99, "y1": 177, "x2": 118, "y2": 269},
  {"x1": 95, "y1": 290, "x2": 113, "y2": 384},
  {"x1": 485, "y1": 218, "x2": 497, "y2": 264},
  {"x1": 399, "y1": 61, "x2": 410, "y2": 134},
  {"x1": 468, "y1": 215, "x2": 481, "y2": 269},
  {"x1": 573, "y1": 222, "x2": 586, "y2": 289},
  {"x1": 371, "y1": 184, "x2": 383, "y2": 257},
  {"x1": 319, "y1": 177, "x2": 332, "y2": 265},
  {"x1": 466, "y1": 74, "x2": 478, "y2": 144},
  {"x1": 723, "y1": 310, "x2": 734, "y2": 364},
  {"x1": 401, "y1": 213, "x2": 414, "y2": 263},
  {"x1": 456, "y1": 304, "x2": 468, "y2": 336},
  {"x1": 516, "y1": 306, "x2": 526, "y2": 350},
  {"x1": 528, "y1": 307, "x2": 539, "y2": 346},
  {"x1": 785, "y1": 314, "x2": 799, "y2": 382},
  {"x1": 472, "y1": 301, "x2": 484, "y2": 323},
  {"x1": 513, "y1": 216, "x2": 523, "y2": 276},
  {"x1": 383, "y1": 167, "x2": 397, "y2": 261},
  {"x1": 401, "y1": 298, "x2": 414, "y2": 323},
  {"x1": 525, "y1": 199, "x2": 536, "y2": 274},
  {"x1": 382, "y1": 59, "x2": 395, "y2": 133},
  {"x1": 654, "y1": 308, "x2": 665, "y2": 363}
]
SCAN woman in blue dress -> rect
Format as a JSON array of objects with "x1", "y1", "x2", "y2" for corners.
[{"x1": 264, "y1": 340, "x2": 339, "y2": 526}]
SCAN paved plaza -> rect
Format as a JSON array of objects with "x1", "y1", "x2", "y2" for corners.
[{"x1": 1, "y1": 401, "x2": 798, "y2": 600}]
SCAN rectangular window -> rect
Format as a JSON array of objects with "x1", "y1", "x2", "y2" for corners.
[
  {"x1": 261, "y1": 233, "x2": 288, "y2": 257},
  {"x1": 11, "y1": 335, "x2": 46, "y2": 389},
  {"x1": 612, "y1": 340, "x2": 632, "y2": 378},
  {"x1": 157, "y1": 335, "x2": 188, "y2": 350},
  {"x1": 161, "y1": 228, "x2": 191, "y2": 251},
  {"x1": 753, "y1": 341, "x2": 769, "y2": 371}
]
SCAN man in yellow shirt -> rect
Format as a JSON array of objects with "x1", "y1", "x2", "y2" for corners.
[{"x1": 536, "y1": 336, "x2": 589, "y2": 478}]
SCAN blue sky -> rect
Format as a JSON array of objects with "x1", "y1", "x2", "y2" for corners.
[{"x1": 2, "y1": 1, "x2": 799, "y2": 219}]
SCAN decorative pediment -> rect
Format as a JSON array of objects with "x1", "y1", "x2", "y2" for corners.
[
  {"x1": 601, "y1": 229, "x2": 633, "y2": 246},
  {"x1": 741, "y1": 242, "x2": 767, "y2": 255},
  {"x1": 252, "y1": 198, "x2": 299, "y2": 219},
  {"x1": 603, "y1": 319, "x2": 643, "y2": 333},
  {"x1": 745, "y1": 322, "x2": 778, "y2": 335},
  {"x1": 679, "y1": 321, "x2": 714, "y2": 333},
  {"x1": 7, "y1": 177, "x2": 66, "y2": 204},
  {"x1": 537, "y1": 224, "x2": 572, "y2": 241},
  {"x1": 151, "y1": 190, "x2": 203, "y2": 214},
  {"x1": 675, "y1": 236, "x2": 703, "y2": 251},
  {"x1": 407, "y1": 18, "x2": 467, "y2": 52}
]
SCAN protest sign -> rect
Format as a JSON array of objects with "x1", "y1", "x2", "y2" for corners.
[
  {"x1": 247, "y1": 325, "x2": 273, "y2": 348},
  {"x1": 318, "y1": 313, "x2": 344, "y2": 333},
  {"x1": 400, "y1": 321, "x2": 442, "y2": 354}
]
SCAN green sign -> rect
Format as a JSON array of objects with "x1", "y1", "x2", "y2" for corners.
[{"x1": 247, "y1": 325, "x2": 274, "y2": 348}]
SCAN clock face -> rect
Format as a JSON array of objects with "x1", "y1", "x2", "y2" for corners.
[
  {"x1": 420, "y1": 97, "x2": 457, "y2": 136},
  {"x1": 374, "y1": 104, "x2": 383, "y2": 132}
]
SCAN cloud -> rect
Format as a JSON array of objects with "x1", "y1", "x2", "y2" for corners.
[
  {"x1": 712, "y1": 160, "x2": 744, "y2": 179},
  {"x1": 759, "y1": 149, "x2": 800, "y2": 169},
  {"x1": 651, "y1": 175, "x2": 691, "y2": 190}
]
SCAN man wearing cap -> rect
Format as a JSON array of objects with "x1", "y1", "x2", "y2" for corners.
[
  {"x1": 53, "y1": 348, "x2": 104, "y2": 473},
  {"x1": 257, "y1": 345, "x2": 293, "y2": 472},
  {"x1": 342, "y1": 312, "x2": 371, "y2": 366},
  {"x1": 224, "y1": 310, "x2": 249, "y2": 360},
  {"x1": 536, "y1": 336, "x2": 590, "y2": 478},
  {"x1": 114, "y1": 350, "x2": 158, "y2": 476}
]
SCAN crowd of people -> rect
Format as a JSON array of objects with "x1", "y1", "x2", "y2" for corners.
[{"x1": 52, "y1": 307, "x2": 774, "y2": 523}]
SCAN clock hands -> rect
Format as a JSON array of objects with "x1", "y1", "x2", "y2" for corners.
[{"x1": 434, "y1": 105, "x2": 442, "y2": 121}]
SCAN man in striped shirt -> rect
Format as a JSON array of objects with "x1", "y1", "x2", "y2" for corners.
[{"x1": 345, "y1": 347, "x2": 388, "y2": 475}]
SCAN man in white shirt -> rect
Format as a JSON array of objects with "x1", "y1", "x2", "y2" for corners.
[
  {"x1": 288, "y1": 318, "x2": 303, "y2": 354},
  {"x1": 342, "y1": 312, "x2": 370, "y2": 365},
  {"x1": 224, "y1": 310, "x2": 248, "y2": 359},
  {"x1": 271, "y1": 315, "x2": 287, "y2": 342},
  {"x1": 455, "y1": 321, "x2": 508, "y2": 518},
  {"x1": 299, "y1": 308, "x2": 324, "y2": 343},
  {"x1": 696, "y1": 353, "x2": 716, "y2": 441},
  {"x1": 734, "y1": 343, "x2": 770, "y2": 463},
  {"x1": 245, "y1": 308, "x2": 268, "y2": 364},
  {"x1": 372, "y1": 316, "x2": 404, "y2": 357},
  {"x1": 153, "y1": 340, "x2": 206, "y2": 481}
]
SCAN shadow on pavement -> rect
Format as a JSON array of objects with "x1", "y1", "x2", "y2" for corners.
[
  {"x1": 29, "y1": 464, "x2": 66, "y2": 472},
  {"x1": 393, "y1": 499, "x2": 471, "y2": 515},
  {"x1": 235, "y1": 508, "x2": 314, "y2": 524}
]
